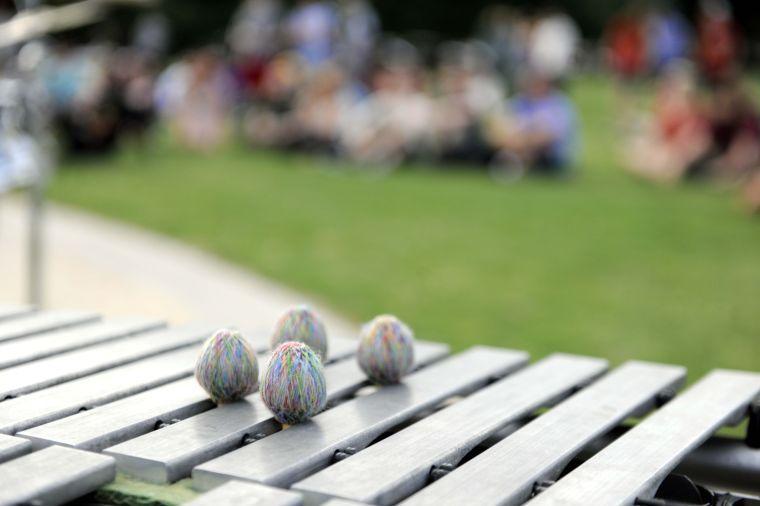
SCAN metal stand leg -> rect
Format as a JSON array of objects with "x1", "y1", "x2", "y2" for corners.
[{"x1": 27, "y1": 180, "x2": 44, "y2": 307}]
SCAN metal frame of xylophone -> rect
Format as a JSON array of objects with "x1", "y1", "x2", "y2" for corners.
[{"x1": 0, "y1": 306, "x2": 757, "y2": 506}]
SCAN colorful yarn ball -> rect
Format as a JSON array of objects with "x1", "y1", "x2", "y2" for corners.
[
  {"x1": 195, "y1": 329, "x2": 259, "y2": 404},
  {"x1": 261, "y1": 341, "x2": 327, "y2": 424},
  {"x1": 270, "y1": 306, "x2": 328, "y2": 360},
  {"x1": 357, "y1": 315, "x2": 415, "y2": 384}
]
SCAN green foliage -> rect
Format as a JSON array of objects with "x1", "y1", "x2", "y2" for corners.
[{"x1": 50, "y1": 76, "x2": 760, "y2": 382}]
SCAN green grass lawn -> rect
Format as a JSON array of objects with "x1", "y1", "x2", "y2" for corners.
[{"x1": 49, "y1": 76, "x2": 759, "y2": 381}]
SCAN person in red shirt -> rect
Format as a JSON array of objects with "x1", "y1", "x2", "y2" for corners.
[
  {"x1": 696, "y1": 0, "x2": 740, "y2": 84},
  {"x1": 623, "y1": 64, "x2": 711, "y2": 183},
  {"x1": 604, "y1": 5, "x2": 648, "y2": 81}
]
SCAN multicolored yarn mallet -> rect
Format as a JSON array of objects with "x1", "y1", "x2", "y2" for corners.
[
  {"x1": 261, "y1": 341, "x2": 327, "y2": 425},
  {"x1": 357, "y1": 314, "x2": 415, "y2": 384},
  {"x1": 195, "y1": 328, "x2": 259, "y2": 404},
  {"x1": 270, "y1": 306, "x2": 328, "y2": 360}
]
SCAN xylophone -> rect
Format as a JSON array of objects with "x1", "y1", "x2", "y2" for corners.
[{"x1": 0, "y1": 305, "x2": 758, "y2": 506}]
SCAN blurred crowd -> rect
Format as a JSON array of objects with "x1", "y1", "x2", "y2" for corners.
[
  {"x1": 30, "y1": 0, "x2": 582, "y2": 178},
  {"x1": 30, "y1": 13, "x2": 168, "y2": 155},
  {"x1": 4, "y1": 0, "x2": 760, "y2": 203},
  {"x1": 607, "y1": 0, "x2": 760, "y2": 211}
]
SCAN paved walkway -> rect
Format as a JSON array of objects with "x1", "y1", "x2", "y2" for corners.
[{"x1": 0, "y1": 194, "x2": 356, "y2": 337}]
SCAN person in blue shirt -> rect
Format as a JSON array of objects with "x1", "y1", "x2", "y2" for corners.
[
  {"x1": 495, "y1": 70, "x2": 578, "y2": 176},
  {"x1": 647, "y1": 6, "x2": 692, "y2": 73},
  {"x1": 285, "y1": 0, "x2": 338, "y2": 68}
]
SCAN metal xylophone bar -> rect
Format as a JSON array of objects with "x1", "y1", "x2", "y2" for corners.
[
  {"x1": 186, "y1": 480, "x2": 303, "y2": 506},
  {"x1": 16, "y1": 334, "x2": 359, "y2": 451},
  {"x1": 0, "y1": 323, "x2": 214, "y2": 400},
  {"x1": 17, "y1": 337, "x2": 384, "y2": 452},
  {"x1": 0, "y1": 307, "x2": 758, "y2": 506},
  {"x1": 0, "y1": 317, "x2": 165, "y2": 370},
  {"x1": 0, "y1": 309, "x2": 99, "y2": 343},
  {"x1": 291, "y1": 354, "x2": 612, "y2": 505},
  {"x1": 0, "y1": 434, "x2": 31, "y2": 463},
  {"x1": 393, "y1": 361, "x2": 687, "y2": 506},
  {"x1": 576, "y1": 427, "x2": 760, "y2": 496},
  {"x1": 103, "y1": 340, "x2": 450, "y2": 483},
  {"x1": 527, "y1": 370, "x2": 760, "y2": 506},
  {"x1": 0, "y1": 327, "x2": 359, "y2": 437},
  {"x1": 0, "y1": 309, "x2": 387, "y2": 505},
  {"x1": 0, "y1": 304, "x2": 34, "y2": 322},
  {"x1": 321, "y1": 500, "x2": 373, "y2": 506},
  {"x1": 192, "y1": 346, "x2": 529, "y2": 490},
  {"x1": 0, "y1": 345, "x2": 205, "y2": 435},
  {"x1": 18, "y1": 354, "x2": 268, "y2": 452},
  {"x1": 0, "y1": 445, "x2": 115, "y2": 505}
]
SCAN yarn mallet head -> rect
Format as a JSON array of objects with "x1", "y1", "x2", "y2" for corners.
[
  {"x1": 195, "y1": 328, "x2": 259, "y2": 404},
  {"x1": 357, "y1": 314, "x2": 415, "y2": 384},
  {"x1": 270, "y1": 306, "x2": 328, "y2": 361},
  {"x1": 261, "y1": 341, "x2": 327, "y2": 424}
]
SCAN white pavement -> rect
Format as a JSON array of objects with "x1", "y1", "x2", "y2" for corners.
[{"x1": 0, "y1": 195, "x2": 357, "y2": 337}]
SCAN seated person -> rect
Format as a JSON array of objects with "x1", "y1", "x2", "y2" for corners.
[
  {"x1": 289, "y1": 63, "x2": 358, "y2": 154},
  {"x1": 433, "y1": 43, "x2": 507, "y2": 166},
  {"x1": 490, "y1": 71, "x2": 577, "y2": 177},
  {"x1": 624, "y1": 64, "x2": 712, "y2": 183},
  {"x1": 696, "y1": 78, "x2": 760, "y2": 180},
  {"x1": 242, "y1": 51, "x2": 306, "y2": 149},
  {"x1": 339, "y1": 62, "x2": 433, "y2": 167}
]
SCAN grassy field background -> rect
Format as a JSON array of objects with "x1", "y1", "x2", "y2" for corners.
[{"x1": 49, "y1": 76, "x2": 759, "y2": 381}]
